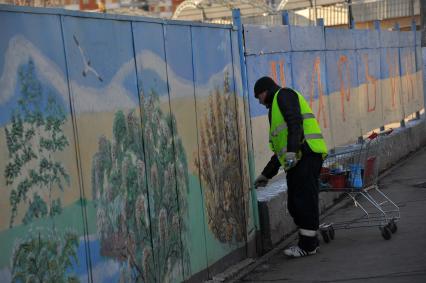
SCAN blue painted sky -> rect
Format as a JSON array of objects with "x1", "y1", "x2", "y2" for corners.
[
  {"x1": 0, "y1": 12, "x2": 69, "y2": 126},
  {"x1": 133, "y1": 21, "x2": 169, "y2": 97},
  {"x1": 0, "y1": 12, "x2": 66, "y2": 78},
  {"x1": 62, "y1": 16, "x2": 139, "y2": 102},
  {"x1": 164, "y1": 25, "x2": 195, "y2": 99},
  {"x1": 164, "y1": 25, "x2": 194, "y2": 83},
  {"x1": 69, "y1": 238, "x2": 120, "y2": 283},
  {"x1": 191, "y1": 27, "x2": 234, "y2": 88}
]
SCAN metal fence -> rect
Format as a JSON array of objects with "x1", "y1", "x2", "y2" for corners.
[
  {"x1": 352, "y1": 0, "x2": 419, "y2": 22},
  {"x1": 243, "y1": 0, "x2": 420, "y2": 27}
]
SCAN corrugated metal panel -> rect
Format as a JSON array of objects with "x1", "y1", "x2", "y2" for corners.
[
  {"x1": 291, "y1": 25, "x2": 326, "y2": 51},
  {"x1": 244, "y1": 24, "x2": 291, "y2": 55},
  {"x1": 353, "y1": 29, "x2": 380, "y2": 49},
  {"x1": 380, "y1": 30, "x2": 401, "y2": 48},
  {"x1": 325, "y1": 28, "x2": 356, "y2": 50}
]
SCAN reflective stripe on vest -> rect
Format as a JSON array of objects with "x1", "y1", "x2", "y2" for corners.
[
  {"x1": 305, "y1": 133, "x2": 324, "y2": 139},
  {"x1": 269, "y1": 88, "x2": 328, "y2": 168},
  {"x1": 270, "y1": 113, "x2": 317, "y2": 137}
]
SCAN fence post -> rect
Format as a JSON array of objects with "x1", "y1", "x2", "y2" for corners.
[
  {"x1": 316, "y1": 18, "x2": 324, "y2": 27},
  {"x1": 374, "y1": 20, "x2": 386, "y2": 132},
  {"x1": 349, "y1": 19, "x2": 364, "y2": 144},
  {"x1": 282, "y1": 10, "x2": 289, "y2": 25},
  {"x1": 412, "y1": 19, "x2": 421, "y2": 120},
  {"x1": 232, "y1": 8, "x2": 261, "y2": 238},
  {"x1": 374, "y1": 19, "x2": 380, "y2": 31},
  {"x1": 395, "y1": 22, "x2": 406, "y2": 128}
]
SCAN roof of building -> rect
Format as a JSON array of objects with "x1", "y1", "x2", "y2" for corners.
[
  {"x1": 106, "y1": 7, "x2": 155, "y2": 17},
  {"x1": 277, "y1": 0, "x2": 345, "y2": 11},
  {"x1": 172, "y1": 0, "x2": 274, "y2": 21}
]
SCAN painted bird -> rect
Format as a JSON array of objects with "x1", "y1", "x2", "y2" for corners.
[{"x1": 73, "y1": 35, "x2": 103, "y2": 82}]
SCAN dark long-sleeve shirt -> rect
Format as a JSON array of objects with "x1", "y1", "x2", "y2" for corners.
[{"x1": 261, "y1": 88, "x2": 310, "y2": 179}]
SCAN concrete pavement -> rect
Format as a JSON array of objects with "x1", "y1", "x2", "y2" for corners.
[{"x1": 237, "y1": 146, "x2": 426, "y2": 283}]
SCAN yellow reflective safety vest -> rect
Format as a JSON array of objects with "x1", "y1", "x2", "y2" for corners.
[{"x1": 269, "y1": 88, "x2": 328, "y2": 169}]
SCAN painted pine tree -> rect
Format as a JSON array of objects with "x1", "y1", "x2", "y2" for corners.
[
  {"x1": 4, "y1": 59, "x2": 70, "y2": 227},
  {"x1": 195, "y1": 72, "x2": 250, "y2": 243},
  {"x1": 91, "y1": 90, "x2": 189, "y2": 283},
  {"x1": 4, "y1": 59, "x2": 79, "y2": 282}
]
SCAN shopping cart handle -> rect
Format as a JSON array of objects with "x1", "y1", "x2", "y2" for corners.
[{"x1": 382, "y1": 128, "x2": 393, "y2": 136}]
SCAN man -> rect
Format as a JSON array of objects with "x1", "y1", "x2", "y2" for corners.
[{"x1": 253, "y1": 76, "x2": 327, "y2": 258}]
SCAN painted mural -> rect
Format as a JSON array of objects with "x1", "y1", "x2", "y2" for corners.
[
  {"x1": 162, "y1": 24, "x2": 209, "y2": 280},
  {"x1": 0, "y1": 11, "x2": 89, "y2": 283},
  {"x1": 90, "y1": 93, "x2": 189, "y2": 283},
  {"x1": 132, "y1": 21, "x2": 190, "y2": 282},
  {"x1": 5, "y1": 59, "x2": 70, "y2": 228},
  {"x1": 230, "y1": 30, "x2": 258, "y2": 241},
  {"x1": 1, "y1": 5, "x2": 425, "y2": 283},
  {"x1": 140, "y1": 92, "x2": 190, "y2": 282},
  {"x1": 191, "y1": 25, "x2": 251, "y2": 269},
  {"x1": 5, "y1": 58, "x2": 80, "y2": 283},
  {"x1": 194, "y1": 72, "x2": 249, "y2": 244}
]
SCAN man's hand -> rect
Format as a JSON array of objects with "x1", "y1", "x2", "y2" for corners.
[
  {"x1": 254, "y1": 174, "x2": 269, "y2": 188},
  {"x1": 285, "y1": 152, "x2": 298, "y2": 169}
]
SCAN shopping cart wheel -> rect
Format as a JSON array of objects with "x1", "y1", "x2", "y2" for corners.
[
  {"x1": 380, "y1": 226, "x2": 392, "y2": 240},
  {"x1": 321, "y1": 229, "x2": 330, "y2": 243},
  {"x1": 388, "y1": 219, "x2": 397, "y2": 234}
]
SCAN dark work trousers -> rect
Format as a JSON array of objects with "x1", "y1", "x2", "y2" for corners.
[{"x1": 286, "y1": 152, "x2": 323, "y2": 250}]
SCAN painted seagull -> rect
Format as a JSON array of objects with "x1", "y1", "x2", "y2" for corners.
[{"x1": 73, "y1": 35, "x2": 103, "y2": 82}]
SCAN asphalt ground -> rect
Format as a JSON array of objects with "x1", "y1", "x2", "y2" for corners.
[{"x1": 238, "y1": 147, "x2": 426, "y2": 283}]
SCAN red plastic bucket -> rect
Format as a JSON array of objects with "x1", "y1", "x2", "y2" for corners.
[
  {"x1": 320, "y1": 167, "x2": 331, "y2": 182},
  {"x1": 365, "y1": 156, "x2": 376, "y2": 177},
  {"x1": 329, "y1": 174, "x2": 347, "y2": 189}
]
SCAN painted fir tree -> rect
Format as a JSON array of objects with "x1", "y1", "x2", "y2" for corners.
[
  {"x1": 91, "y1": 90, "x2": 189, "y2": 283},
  {"x1": 4, "y1": 59, "x2": 70, "y2": 227},
  {"x1": 195, "y1": 72, "x2": 250, "y2": 243},
  {"x1": 4, "y1": 59, "x2": 79, "y2": 282}
]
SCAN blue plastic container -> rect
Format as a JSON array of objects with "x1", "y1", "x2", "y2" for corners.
[{"x1": 348, "y1": 164, "x2": 363, "y2": 188}]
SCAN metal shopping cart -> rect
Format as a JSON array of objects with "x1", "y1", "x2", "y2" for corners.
[{"x1": 318, "y1": 130, "x2": 400, "y2": 242}]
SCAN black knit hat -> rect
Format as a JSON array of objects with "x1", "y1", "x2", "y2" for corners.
[{"x1": 254, "y1": 76, "x2": 277, "y2": 97}]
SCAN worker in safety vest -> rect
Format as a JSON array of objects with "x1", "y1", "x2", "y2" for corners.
[{"x1": 253, "y1": 76, "x2": 328, "y2": 257}]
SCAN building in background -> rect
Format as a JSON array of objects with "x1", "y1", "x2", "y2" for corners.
[
  {"x1": 0, "y1": 0, "x2": 119, "y2": 11},
  {"x1": 0, "y1": 0, "x2": 421, "y2": 28},
  {"x1": 0, "y1": 0, "x2": 182, "y2": 16},
  {"x1": 172, "y1": 0, "x2": 421, "y2": 30},
  {"x1": 172, "y1": 0, "x2": 274, "y2": 24}
]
